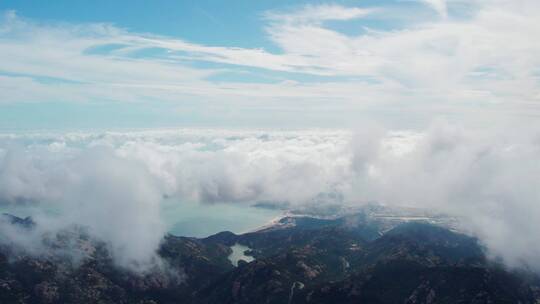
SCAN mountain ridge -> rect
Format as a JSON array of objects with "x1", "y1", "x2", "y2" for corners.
[{"x1": 0, "y1": 212, "x2": 538, "y2": 303}]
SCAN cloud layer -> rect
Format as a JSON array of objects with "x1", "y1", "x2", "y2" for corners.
[{"x1": 2, "y1": 125, "x2": 540, "y2": 271}]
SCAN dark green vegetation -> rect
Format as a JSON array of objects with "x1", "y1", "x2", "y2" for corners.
[{"x1": 1, "y1": 213, "x2": 539, "y2": 303}]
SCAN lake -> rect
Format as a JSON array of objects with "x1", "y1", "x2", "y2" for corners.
[{"x1": 227, "y1": 243, "x2": 255, "y2": 267}]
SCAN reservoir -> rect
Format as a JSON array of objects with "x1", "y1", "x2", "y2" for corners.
[{"x1": 227, "y1": 243, "x2": 255, "y2": 267}]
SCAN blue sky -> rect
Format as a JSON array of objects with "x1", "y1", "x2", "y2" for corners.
[
  {"x1": 0, "y1": 0, "x2": 539, "y2": 130},
  {"x1": 0, "y1": 0, "x2": 404, "y2": 46}
]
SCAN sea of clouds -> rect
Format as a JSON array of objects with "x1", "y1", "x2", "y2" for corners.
[{"x1": 1, "y1": 123, "x2": 540, "y2": 271}]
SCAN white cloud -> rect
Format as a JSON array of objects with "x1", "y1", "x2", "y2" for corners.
[
  {"x1": 3, "y1": 125, "x2": 540, "y2": 270},
  {"x1": 0, "y1": 2, "x2": 539, "y2": 125},
  {"x1": 266, "y1": 2, "x2": 540, "y2": 100},
  {"x1": 344, "y1": 121, "x2": 540, "y2": 269},
  {"x1": 0, "y1": 129, "x2": 353, "y2": 268},
  {"x1": 264, "y1": 4, "x2": 373, "y2": 25},
  {"x1": 419, "y1": 0, "x2": 448, "y2": 18},
  {"x1": 0, "y1": 144, "x2": 165, "y2": 270}
]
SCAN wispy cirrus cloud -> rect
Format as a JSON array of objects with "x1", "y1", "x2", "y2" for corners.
[
  {"x1": 419, "y1": 0, "x2": 448, "y2": 18},
  {"x1": 264, "y1": 4, "x2": 373, "y2": 25},
  {"x1": 1, "y1": 1, "x2": 540, "y2": 126}
]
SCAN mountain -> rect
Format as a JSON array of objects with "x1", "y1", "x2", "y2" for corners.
[
  {"x1": 1, "y1": 213, "x2": 35, "y2": 228},
  {"x1": 0, "y1": 213, "x2": 538, "y2": 303}
]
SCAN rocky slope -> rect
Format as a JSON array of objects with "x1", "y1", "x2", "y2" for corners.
[{"x1": 0, "y1": 213, "x2": 538, "y2": 304}]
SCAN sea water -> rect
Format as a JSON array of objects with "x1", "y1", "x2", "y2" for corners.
[
  {"x1": 162, "y1": 200, "x2": 283, "y2": 238},
  {"x1": 1, "y1": 200, "x2": 283, "y2": 239}
]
